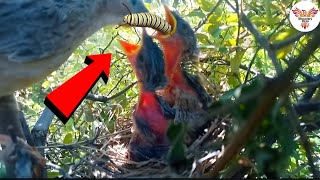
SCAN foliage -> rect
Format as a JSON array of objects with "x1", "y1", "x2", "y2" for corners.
[{"x1": 15, "y1": 0, "x2": 320, "y2": 178}]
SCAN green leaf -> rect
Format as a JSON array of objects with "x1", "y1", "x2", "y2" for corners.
[
  {"x1": 218, "y1": 47, "x2": 228, "y2": 53},
  {"x1": 188, "y1": 9, "x2": 205, "y2": 18},
  {"x1": 226, "y1": 13, "x2": 238, "y2": 23},
  {"x1": 264, "y1": 0, "x2": 271, "y2": 24},
  {"x1": 65, "y1": 118, "x2": 75, "y2": 132},
  {"x1": 118, "y1": 94, "x2": 129, "y2": 109},
  {"x1": 270, "y1": 29, "x2": 299, "y2": 59},
  {"x1": 208, "y1": 14, "x2": 222, "y2": 25},
  {"x1": 196, "y1": 33, "x2": 211, "y2": 45},
  {"x1": 167, "y1": 141, "x2": 187, "y2": 165},
  {"x1": 227, "y1": 75, "x2": 239, "y2": 88},
  {"x1": 230, "y1": 48, "x2": 246, "y2": 74},
  {"x1": 84, "y1": 107, "x2": 95, "y2": 122},
  {"x1": 106, "y1": 117, "x2": 116, "y2": 133},
  {"x1": 166, "y1": 122, "x2": 187, "y2": 167},
  {"x1": 63, "y1": 132, "x2": 73, "y2": 144},
  {"x1": 166, "y1": 122, "x2": 186, "y2": 142},
  {"x1": 47, "y1": 170, "x2": 60, "y2": 178},
  {"x1": 207, "y1": 24, "x2": 222, "y2": 37},
  {"x1": 196, "y1": 0, "x2": 213, "y2": 12},
  {"x1": 41, "y1": 81, "x2": 50, "y2": 89}
]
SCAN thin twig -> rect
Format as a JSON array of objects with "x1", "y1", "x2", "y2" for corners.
[
  {"x1": 194, "y1": 0, "x2": 223, "y2": 32},
  {"x1": 217, "y1": 59, "x2": 273, "y2": 79},
  {"x1": 293, "y1": 79, "x2": 320, "y2": 89},
  {"x1": 100, "y1": 34, "x2": 119, "y2": 54},
  {"x1": 289, "y1": 105, "x2": 320, "y2": 178},
  {"x1": 271, "y1": 32, "x2": 306, "y2": 50},
  {"x1": 225, "y1": 0, "x2": 282, "y2": 74},
  {"x1": 39, "y1": 128, "x2": 100, "y2": 149},
  {"x1": 46, "y1": 162, "x2": 71, "y2": 178},
  {"x1": 239, "y1": 13, "x2": 282, "y2": 74},
  {"x1": 107, "y1": 70, "x2": 133, "y2": 96},
  {"x1": 234, "y1": 0, "x2": 241, "y2": 50},
  {"x1": 86, "y1": 82, "x2": 137, "y2": 102},
  {"x1": 244, "y1": 47, "x2": 261, "y2": 83}
]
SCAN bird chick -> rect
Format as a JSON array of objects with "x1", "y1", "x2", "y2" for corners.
[
  {"x1": 153, "y1": 5, "x2": 214, "y2": 143},
  {"x1": 119, "y1": 30, "x2": 174, "y2": 161}
]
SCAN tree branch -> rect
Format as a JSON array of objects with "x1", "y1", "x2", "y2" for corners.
[
  {"x1": 239, "y1": 12, "x2": 282, "y2": 74},
  {"x1": 289, "y1": 106, "x2": 320, "y2": 178},
  {"x1": 293, "y1": 102, "x2": 320, "y2": 115},
  {"x1": 271, "y1": 32, "x2": 306, "y2": 50}
]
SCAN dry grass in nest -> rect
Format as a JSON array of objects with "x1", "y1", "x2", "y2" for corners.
[{"x1": 85, "y1": 114, "x2": 232, "y2": 178}]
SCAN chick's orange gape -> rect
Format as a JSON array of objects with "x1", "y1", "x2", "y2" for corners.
[
  {"x1": 153, "y1": 5, "x2": 215, "y2": 140},
  {"x1": 118, "y1": 4, "x2": 214, "y2": 162},
  {"x1": 119, "y1": 30, "x2": 172, "y2": 162}
]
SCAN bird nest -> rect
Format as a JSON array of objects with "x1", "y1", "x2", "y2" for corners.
[{"x1": 58, "y1": 114, "x2": 232, "y2": 178}]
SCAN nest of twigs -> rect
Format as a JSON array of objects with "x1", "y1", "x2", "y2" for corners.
[
  {"x1": 55, "y1": 114, "x2": 231, "y2": 178},
  {"x1": 40, "y1": 111, "x2": 232, "y2": 178}
]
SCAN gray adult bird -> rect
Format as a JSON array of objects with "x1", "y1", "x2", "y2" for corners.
[{"x1": 0, "y1": 0, "x2": 148, "y2": 177}]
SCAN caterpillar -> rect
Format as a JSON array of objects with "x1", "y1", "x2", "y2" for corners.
[{"x1": 121, "y1": 3, "x2": 172, "y2": 35}]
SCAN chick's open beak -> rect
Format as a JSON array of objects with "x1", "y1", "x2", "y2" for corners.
[
  {"x1": 118, "y1": 40, "x2": 141, "y2": 65},
  {"x1": 154, "y1": 5, "x2": 177, "y2": 38}
]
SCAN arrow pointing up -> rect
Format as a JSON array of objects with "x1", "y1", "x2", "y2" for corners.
[{"x1": 44, "y1": 53, "x2": 112, "y2": 124}]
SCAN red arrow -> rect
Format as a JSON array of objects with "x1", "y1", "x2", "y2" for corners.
[{"x1": 44, "y1": 53, "x2": 112, "y2": 124}]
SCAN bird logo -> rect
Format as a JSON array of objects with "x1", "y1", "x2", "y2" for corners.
[
  {"x1": 289, "y1": 1, "x2": 320, "y2": 32},
  {"x1": 292, "y1": 7, "x2": 318, "y2": 29}
]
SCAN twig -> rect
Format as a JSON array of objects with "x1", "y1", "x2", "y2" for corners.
[
  {"x1": 225, "y1": 0, "x2": 282, "y2": 74},
  {"x1": 107, "y1": 70, "x2": 133, "y2": 96},
  {"x1": 194, "y1": 0, "x2": 223, "y2": 32},
  {"x1": 97, "y1": 128, "x2": 131, "y2": 140},
  {"x1": 289, "y1": 105, "x2": 320, "y2": 178},
  {"x1": 299, "y1": 74, "x2": 320, "y2": 102},
  {"x1": 19, "y1": 111, "x2": 34, "y2": 146},
  {"x1": 39, "y1": 128, "x2": 100, "y2": 149},
  {"x1": 86, "y1": 82, "x2": 137, "y2": 102},
  {"x1": 244, "y1": 47, "x2": 261, "y2": 83},
  {"x1": 271, "y1": 32, "x2": 306, "y2": 50},
  {"x1": 294, "y1": 79, "x2": 320, "y2": 89},
  {"x1": 70, "y1": 151, "x2": 114, "y2": 176},
  {"x1": 218, "y1": 59, "x2": 273, "y2": 79},
  {"x1": 294, "y1": 102, "x2": 320, "y2": 115},
  {"x1": 100, "y1": 34, "x2": 119, "y2": 54},
  {"x1": 234, "y1": 0, "x2": 241, "y2": 50},
  {"x1": 239, "y1": 12, "x2": 283, "y2": 74},
  {"x1": 46, "y1": 162, "x2": 71, "y2": 178},
  {"x1": 267, "y1": 14, "x2": 289, "y2": 39}
]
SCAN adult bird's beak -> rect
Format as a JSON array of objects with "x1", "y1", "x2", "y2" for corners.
[{"x1": 154, "y1": 5, "x2": 177, "y2": 39}]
